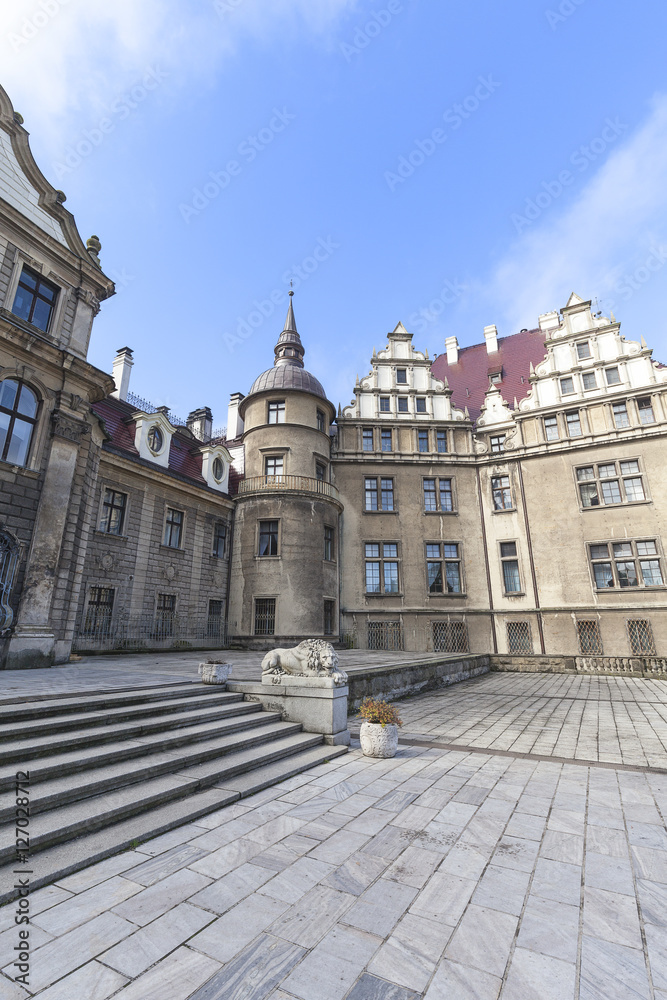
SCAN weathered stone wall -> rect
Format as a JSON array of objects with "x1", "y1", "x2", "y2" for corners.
[{"x1": 346, "y1": 655, "x2": 491, "y2": 710}]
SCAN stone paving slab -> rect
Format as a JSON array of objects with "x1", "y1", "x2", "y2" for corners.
[{"x1": 1, "y1": 671, "x2": 666, "y2": 999}]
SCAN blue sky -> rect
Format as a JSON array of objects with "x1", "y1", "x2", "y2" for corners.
[{"x1": 2, "y1": 0, "x2": 667, "y2": 426}]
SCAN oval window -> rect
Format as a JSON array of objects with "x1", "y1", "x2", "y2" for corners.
[
  {"x1": 147, "y1": 425, "x2": 163, "y2": 453},
  {"x1": 212, "y1": 457, "x2": 224, "y2": 482}
]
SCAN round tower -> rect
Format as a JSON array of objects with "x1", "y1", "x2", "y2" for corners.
[{"x1": 228, "y1": 294, "x2": 341, "y2": 646}]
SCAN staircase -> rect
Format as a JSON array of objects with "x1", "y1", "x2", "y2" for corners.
[{"x1": 0, "y1": 680, "x2": 347, "y2": 903}]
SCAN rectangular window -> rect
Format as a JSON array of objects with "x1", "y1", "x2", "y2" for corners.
[
  {"x1": 582, "y1": 372, "x2": 597, "y2": 391},
  {"x1": 490, "y1": 435, "x2": 505, "y2": 453},
  {"x1": 507, "y1": 621, "x2": 533, "y2": 653},
  {"x1": 489, "y1": 372, "x2": 502, "y2": 385},
  {"x1": 544, "y1": 416, "x2": 559, "y2": 441},
  {"x1": 268, "y1": 400, "x2": 285, "y2": 424},
  {"x1": 324, "y1": 525, "x2": 335, "y2": 561},
  {"x1": 560, "y1": 377, "x2": 575, "y2": 395},
  {"x1": 396, "y1": 369, "x2": 407, "y2": 384},
  {"x1": 381, "y1": 479, "x2": 394, "y2": 510},
  {"x1": 576, "y1": 341, "x2": 592, "y2": 360},
  {"x1": 492, "y1": 475, "x2": 512, "y2": 511},
  {"x1": 317, "y1": 409, "x2": 325, "y2": 432},
  {"x1": 365, "y1": 542, "x2": 400, "y2": 594},
  {"x1": 155, "y1": 593, "x2": 176, "y2": 638},
  {"x1": 637, "y1": 397, "x2": 655, "y2": 424},
  {"x1": 315, "y1": 463, "x2": 326, "y2": 482},
  {"x1": 379, "y1": 397, "x2": 390, "y2": 412},
  {"x1": 380, "y1": 428, "x2": 392, "y2": 452},
  {"x1": 436, "y1": 430, "x2": 447, "y2": 453},
  {"x1": 432, "y1": 620, "x2": 469, "y2": 653},
  {"x1": 500, "y1": 541, "x2": 521, "y2": 593},
  {"x1": 426, "y1": 542, "x2": 462, "y2": 594},
  {"x1": 576, "y1": 460, "x2": 647, "y2": 507},
  {"x1": 258, "y1": 520, "x2": 279, "y2": 557},
  {"x1": 84, "y1": 586, "x2": 114, "y2": 636},
  {"x1": 212, "y1": 521, "x2": 227, "y2": 557},
  {"x1": 612, "y1": 402, "x2": 630, "y2": 428},
  {"x1": 323, "y1": 599, "x2": 336, "y2": 636},
  {"x1": 99, "y1": 489, "x2": 126, "y2": 535},
  {"x1": 362, "y1": 428, "x2": 374, "y2": 452},
  {"x1": 605, "y1": 367, "x2": 621, "y2": 386},
  {"x1": 418, "y1": 429, "x2": 429, "y2": 453},
  {"x1": 364, "y1": 477, "x2": 394, "y2": 511},
  {"x1": 416, "y1": 397, "x2": 427, "y2": 413},
  {"x1": 254, "y1": 598, "x2": 276, "y2": 636},
  {"x1": 207, "y1": 599, "x2": 224, "y2": 638},
  {"x1": 589, "y1": 539, "x2": 664, "y2": 589},
  {"x1": 11, "y1": 266, "x2": 58, "y2": 333},
  {"x1": 423, "y1": 477, "x2": 453, "y2": 512},
  {"x1": 163, "y1": 508, "x2": 183, "y2": 548},
  {"x1": 365, "y1": 478, "x2": 378, "y2": 511},
  {"x1": 577, "y1": 619, "x2": 603, "y2": 654},
  {"x1": 627, "y1": 619, "x2": 655, "y2": 655},
  {"x1": 264, "y1": 455, "x2": 283, "y2": 478},
  {"x1": 397, "y1": 398, "x2": 409, "y2": 413},
  {"x1": 565, "y1": 410, "x2": 582, "y2": 437}
]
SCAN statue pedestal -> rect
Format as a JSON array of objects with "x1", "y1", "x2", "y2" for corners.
[{"x1": 226, "y1": 676, "x2": 350, "y2": 746}]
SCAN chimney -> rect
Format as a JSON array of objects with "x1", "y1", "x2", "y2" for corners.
[
  {"x1": 187, "y1": 407, "x2": 213, "y2": 442},
  {"x1": 227, "y1": 392, "x2": 245, "y2": 440},
  {"x1": 484, "y1": 325, "x2": 498, "y2": 354},
  {"x1": 111, "y1": 347, "x2": 133, "y2": 401},
  {"x1": 445, "y1": 336, "x2": 459, "y2": 364}
]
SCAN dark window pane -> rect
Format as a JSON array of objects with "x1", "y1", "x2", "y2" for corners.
[
  {"x1": 503, "y1": 560, "x2": 521, "y2": 592},
  {"x1": 593, "y1": 562, "x2": 614, "y2": 588},
  {"x1": 500, "y1": 542, "x2": 517, "y2": 558},
  {"x1": 428, "y1": 562, "x2": 443, "y2": 592},
  {"x1": 397, "y1": 398, "x2": 408, "y2": 412},
  {"x1": 445, "y1": 563, "x2": 461, "y2": 592}
]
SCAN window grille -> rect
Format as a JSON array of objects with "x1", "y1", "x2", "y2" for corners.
[
  {"x1": 254, "y1": 598, "x2": 276, "y2": 636},
  {"x1": 0, "y1": 532, "x2": 19, "y2": 631},
  {"x1": 627, "y1": 619, "x2": 656, "y2": 655},
  {"x1": 155, "y1": 593, "x2": 176, "y2": 637},
  {"x1": 206, "y1": 599, "x2": 224, "y2": 638},
  {"x1": 432, "y1": 621, "x2": 468, "y2": 653},
  {"x1": 576, "y1": 619, "x2": 603, "y2": 654},
  {"x1": 83, "y1": 587, "x2": 115, "y2": 637},
  {"x1": 507, "y1": 621, "x2": 533, "y2": 653},
  {"x1": 323, "y1": 600, "x2": 336, "y2": 636},
  {"x1": 368, "y1": 621, "x2": 403, "y2": 651}
]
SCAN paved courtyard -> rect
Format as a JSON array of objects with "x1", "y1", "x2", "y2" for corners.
[{"x1": 1, "y1": 670, "x2": 667, "y2": 1000}]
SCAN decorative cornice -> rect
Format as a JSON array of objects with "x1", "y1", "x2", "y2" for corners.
[{"x1": 51, "y1": 409, "x2": 89, "y2": 444}]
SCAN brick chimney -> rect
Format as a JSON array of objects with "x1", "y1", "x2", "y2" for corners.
[{"x1": 111, "y1": 347, "x2": 133, "y2": 401}]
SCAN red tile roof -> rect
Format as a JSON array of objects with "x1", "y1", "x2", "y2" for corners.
[{"x1": 430, "y1": 328, "x2": 548, "y2": 423}]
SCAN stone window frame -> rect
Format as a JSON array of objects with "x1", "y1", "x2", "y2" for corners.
[
  {"x1": 0, "y1": 376, "x2": 41, "y2": 469},
  {"x1": 576, "y1": 618, "x2": 603, "y2": 654},
  {"x1": 611, "y1": 400, "x2": 631, "y2": 430},
  {"x1": 506, "y1": 619, "x2": 533, "y2": 653},
  {"x1": 316, "y1": 408, "x2": 326, "y2": 433},
  {"x1": 422, "y1": 476, "x2": 456, "y2": 514},
  {"x1": 212, "y1": 521, "x2": 227, "y2": 558},
  {"x1": 490, "y1": 434, "x2": 505, "y2": 454},
  {"x1": 254, "y1": 596, "x2": 277, "y2": 636},
  {"x1": 97, "y1": 486, "x2": 128, "y2": 537},
  {"x1": 576, "y1": 340, "x2": 593, "y2": 360},
  {"x1": 395, "y1": 368, "x2": 408, "y2": 385},
  {"x1": 491, "y1": 474, "x2": 514, "y2": 512},
  {"x1": 323, "y1": 599, "x2": 336, "y2": 635},
  {"x1": 364, "y1": 540, "x2": 402, "y2": 596},
  {"x1": 324, "y1": 524, "x2": 336, "y2": 562},
  {"x1": 637, "y1": 396, "x2": 656, "y2": 425},
  {"x1": 363, "y1": 476, "x2": 396, "y2": 513},
  {"x1": 267, "y1": 400, "x2": 286, "y2": 424},
  {"x1": 3, "y1": 251, "x2": 69, "y2": 343},
  {"x1": 424, "y1": 540, "x2": 465, "y2": 596},
  {"x1": 573, "y1": 457, "x2": 650, "y2": 510},
  {"x1": 154, "y1": 592, "x2": 177, "y2": 638},
  {"x1": 565, "y1": 409, "x2": 583, "y2": 438},
  {"x1": 436, "y1": 429, "x2": 448, "y2": 454},
  {"x1": 416, "y1": 428, "x2": 429, "y2": 453},
  {"x1": 543, "y1": 414, "x2": 559, "y2": 441},
  {"x1": 82, "y1": 584, "x2": 115, "y2": 636},
  {"x1": 257, "y1": 518, "x2": 280, "y2": 559},
  {"x1": 587, "y1": 537, "x2": 666, "y2": 592},
  {"x1": 361, "y1": 427, "x2": 374, "y2": 452},
  {"x1": 499, "y1": 539, "x2": 524, "y2": 596},
  {"x1": 380, "y1": 428, "x2": 393, "y2": 453}
]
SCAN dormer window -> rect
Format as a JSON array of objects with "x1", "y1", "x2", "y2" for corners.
[
  {"x1": 396, "y1": 369, "x2": 407, "y2": 384},
  {"x1": 12, "y1": 267, "x2": 58, "y2": 333},
  {"x1": 576, "y1": 341, "x2": 592, "y2": 360},
  {"x1": 212, "y1": 457, "x2": 224, "y2": 482},
  {"x1": 489, "y1": 371, "x2": 502, "y2": 385},
  {"x1": 147, "y1": 425, "x2": 163, "y2": 454}
]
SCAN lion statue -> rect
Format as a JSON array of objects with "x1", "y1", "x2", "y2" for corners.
[{"x1": 261, "y1": 639, "x2": 347, "y2": 684}]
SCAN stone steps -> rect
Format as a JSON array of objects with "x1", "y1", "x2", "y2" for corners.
[{"x1": 0, "y1": 680, "x2": 348, "y2": 903}]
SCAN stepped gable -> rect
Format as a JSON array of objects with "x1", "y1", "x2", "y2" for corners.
[
  {"x1": 430, "y1": 327, "x2": 548, "y2": 423},
  {"x1": 92, "y1": 395, "x2": 207, "y2": 486}
]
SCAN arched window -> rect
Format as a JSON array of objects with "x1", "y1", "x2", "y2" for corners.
[
  {"x1": 0, "y1": 531, "x2": 20, "y2": 630},
  {"x1": 0, "y1": 379, "x2": 39, "y2": 467}
]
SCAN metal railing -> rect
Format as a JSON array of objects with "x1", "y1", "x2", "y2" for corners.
[
  {"x1": 237, "y1": 475, "x2": 340, "y2": 501},
  {"x1": 72, "y1": 612, "x2": 229, "y2": 653}
]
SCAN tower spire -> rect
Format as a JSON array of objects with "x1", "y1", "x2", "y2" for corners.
[{"x1": 274, "y1": 287, "x2": 305, "y2": 368}]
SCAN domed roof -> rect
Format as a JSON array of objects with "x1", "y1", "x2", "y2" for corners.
[
  {"x1": 244, "y1": 292, "x2": 328, "y2": 402},
  {"x1": 248, "y1": 366, "x2": 326, "y2": 398}
]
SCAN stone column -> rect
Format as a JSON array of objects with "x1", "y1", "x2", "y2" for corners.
[{"x1": 6, "y1": 411, "x2": 87, "y2": 669}]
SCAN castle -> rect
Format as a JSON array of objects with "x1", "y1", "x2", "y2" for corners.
[{"x1": 1, "y1": 84, "x2": 666, "y2": 669}]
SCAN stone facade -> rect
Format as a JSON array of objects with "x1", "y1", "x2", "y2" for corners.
[{"x1": 1, "y1": 82, "x2": 666, "y2": 667}]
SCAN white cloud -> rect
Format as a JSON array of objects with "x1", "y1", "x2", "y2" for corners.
[
  {"x1": 0, "y1": 0, "x2": 356, "y2": 148},
  {"x1": 481, "y1": 94, "x2": 667, "y2": 330}
]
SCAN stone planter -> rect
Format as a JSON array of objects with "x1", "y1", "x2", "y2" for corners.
[
  {"x1": 359, "y1": 721, "x2": 399, "y2": 758},
  {"x1": 199, "y1": 661, "x2": 232, "y2": 685}
]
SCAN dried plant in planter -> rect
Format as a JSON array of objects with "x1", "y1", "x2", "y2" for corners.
[{"x1": 358, "y1": 698, "x2": 402, "y2": 727}]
